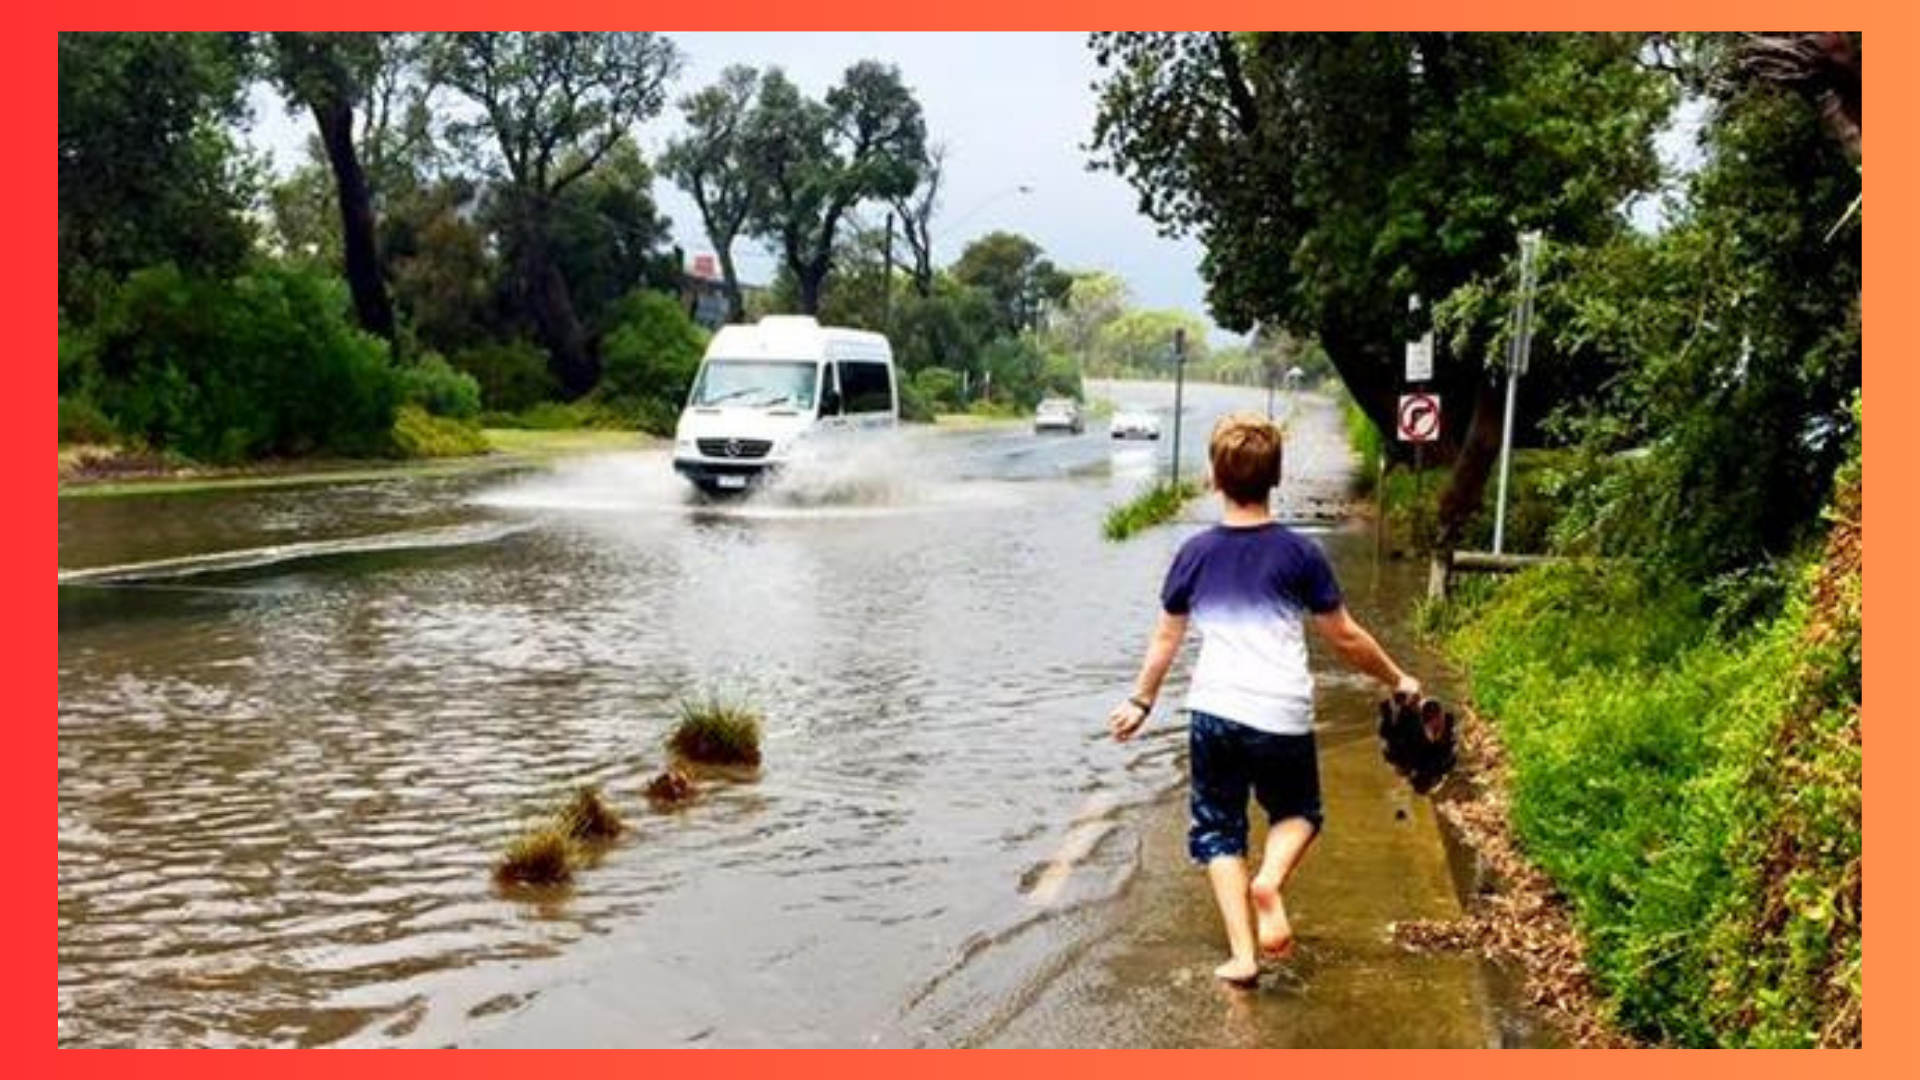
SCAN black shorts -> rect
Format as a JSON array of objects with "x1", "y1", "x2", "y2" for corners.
[{"x1": 1187, "y1": 709, "x2": 1324, "y2": 863}]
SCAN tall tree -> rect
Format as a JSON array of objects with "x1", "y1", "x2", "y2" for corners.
[
  {"x1": 745, "y1": 62, "x2": 927, "y2": 315},
  {"x1": 661, "y1": 65, "x2": 763, "y2": 322},
  {"x1": 58, "y1": 32, "x2": 254, "y2": 315},
  {"x1": 892, "y1": 142, "x2": 946, "y2": 297},
  {"x1": 430, "y1": 31, "x2": 681, "y2": 394},
  {"x1": 1088, "y1": 32, "x2": 1669, "y2": 538},
  {"x1": 952, "y1": 230, "x2": 1068, "y2": 337},
  {"x1": 269, "y1": 32, "x2": 398, "y2": 343}
]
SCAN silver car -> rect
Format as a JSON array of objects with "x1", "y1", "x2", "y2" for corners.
[
  {"x1": 1109, "y1": 405, "x2": 1161, "y2": 440},
  {"x1": 1034, "y1": 397, "x2": 1085, "y2": 434}
]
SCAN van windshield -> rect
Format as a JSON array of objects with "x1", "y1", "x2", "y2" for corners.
[{"x1": 691, "y1": 359, "x2": 818, "y2": 409}]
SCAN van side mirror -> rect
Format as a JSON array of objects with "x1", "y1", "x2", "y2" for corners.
[{"x1": 820, "y1": 388, "x2": 843, "y2": 416}]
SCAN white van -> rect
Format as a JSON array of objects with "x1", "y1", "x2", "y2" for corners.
[{"x1": 672, "y1": 316, "x2": 898, "y2": 494}]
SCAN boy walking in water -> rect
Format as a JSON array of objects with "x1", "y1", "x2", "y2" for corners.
[{"x1": 1109, "y1": 412, "x2": 1421, "y2": 986}]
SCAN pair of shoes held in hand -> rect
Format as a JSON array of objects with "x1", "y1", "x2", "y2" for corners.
[{"x1": 1377, "y1": 691, "x2": 1458, "y2": 795}]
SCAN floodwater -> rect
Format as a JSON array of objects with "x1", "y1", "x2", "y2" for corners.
[{"x1": 58, "y1": 382, "x2": 1521, "y2": 1047}]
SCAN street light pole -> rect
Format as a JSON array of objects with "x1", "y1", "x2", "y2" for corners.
[{"x1": 1492, "y1": 231, "x2": 1542, "y2": 556}]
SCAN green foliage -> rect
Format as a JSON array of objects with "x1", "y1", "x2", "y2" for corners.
[
  {"x1": 911, "y1": 367, "x2": 964, "y2": 411},
  {"x1": 385, "y1": 179, "x2": 504, "y2": 355},
  {"x1": 58, "y1": 32, "x2": 256, "y2": 316},
  {"x1": 1089, "y1": 308, "x2": 1210, "y2": 377},
  {"x1": 952, "y1": 230, "x2": 1071, "y2": 337},
  {"x1": 1103, "y1": 479, "x2": 1201, "y2": 541},
  {"x1": 597, "y1": 290, "x2": 709, "y2": 403},
  {"x1": 669, "y1": 697, "x2": 764, "y2": 767},
  {"x1": 1444, "y1": 461, "x2": 1860, "y2": 1046},
  {"x1": 390, "y1": 404, "x2": 489, "y2": 458},
  {"x1": 1541, "y1": 65, "x2": 1860, "y2": 582},
  {"x1": 397, "y1": 354, "x2": 482, "y2": 420},
  {"x1": 451, "y1": 340, "x2": 557, "y2": 413},
  {"x1": 894, "y1": 373, "x2": 934, "y2": 423},
  {"x1": 661, "y1": 65, "x2": 764, "y2": 322},
  {"x1": 978, "y1": 337, "x2": 1050, "y2": 410},
  {"x1": 84, "y1": 265, "x2": 400, "y2": 463},
  {"x1": 741, "y1": 62, "x2": 927, "y2": 312},
  {"x1": 58, "y1": 396, "x2": 119, "y2": 446},
  {"x1": 891, "y1": 278, "x2": 996, "y2": 374},
  {"x1": 1341, "y1": 391, "x2": 1384, "y2": 477},
  {"x1": 1088, "y1": 32, "x2": 1671, "y2": 513}
]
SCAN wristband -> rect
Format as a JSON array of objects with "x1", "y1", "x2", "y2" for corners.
[{"x1": 1128, "y1": 695, "x2": 1153, "y2": 714}]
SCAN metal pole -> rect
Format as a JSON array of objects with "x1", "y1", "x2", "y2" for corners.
[
  {"x1": 1492, "y1": 366, "x2": 1520, "y2": 555},
  {"x1": 882, "y1": 211, "x2": 895, "y2": 333},
  {"x1": 1170, "y1": 328, "x2": 1187, "y2": 487},
  {"x1": 1492, "y1": 231, "x2": 1541, "y2": 556}
]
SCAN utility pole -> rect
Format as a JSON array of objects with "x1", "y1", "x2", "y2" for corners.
[
  {"x1": 882, "y1": 211, "x2": 896, "y2": 333},
  {"x1": 1492, "y1": 231, "x2": 1543, "y2": 555},
  {"x1": 1170, "y1": 327, "x2": 1188, "y2": 487}
]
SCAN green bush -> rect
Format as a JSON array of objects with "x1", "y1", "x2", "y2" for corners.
[
  {"x1": 913, "y1": 366, "x2": 964, "y2": 411},
  {"x1": 1039, "y1": 350, "x2": 1084, "y2": 400},
  {"x1": 86, "y1": 264, "x2": 399, "y2": 462},
  {"x1": 452, "y1": 339, "x2": 557, "y2": 413},
  {"x1": 1340, "y1": 390, "x2": 1387, "y2": 497},
  {"x1": 979, "y1": 336, "x2": 1048, "y2": 410},
  {"x1": 896, "y1": 373, "x2": 934, "y2": 423},
  {"x1": 58, "y1": 395, "x2": 118, "y2": 445},
  {"x1": 598, "y1": 289, "x2": 708, "y2": 404},
  {"x1": 390, "y1": 404, "x2": 489, "y2": 458},
  {"x1": 1444, "y1": 523, "x2": 1858, "y2": 1046},
  {"x1": 397, "y1": 353, "x2": 482, "y2": 420}
]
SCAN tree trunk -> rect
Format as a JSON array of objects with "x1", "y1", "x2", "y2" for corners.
[
  {"x1": 312, "y1": 97, "x2": 396, "y2": 345},
  {"x1": 796, "y1": 264, "x2": 826, "y2": 315},
  {"x1": 1319, "y1": 314, "x2": 1401, "y2": 447},
  {"x1": 717, "y1": 246, "x2": 744, "y2": 323},
  {"x1": 1436, "y1": 376, "x2": 1506, "y2": 545},
  {"x1": 519, "y1": 216, "x2": 596, "y2": 395}
]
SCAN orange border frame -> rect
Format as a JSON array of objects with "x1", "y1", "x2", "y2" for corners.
[{"x1": 31, "y1": 10, "x2": 1895, "y2": 1066}]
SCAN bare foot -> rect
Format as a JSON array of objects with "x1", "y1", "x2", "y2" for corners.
[
  {"x1": 1213, "y1": 956, "x2": 1260, "y2": 987},
  {"x1": 1249, "y1": 879, "x2": 1295, "y2": 958}
]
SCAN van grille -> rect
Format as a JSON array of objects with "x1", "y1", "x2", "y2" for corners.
[{"x1": 697, "y1": 438, "x2": 773, "y2": 460}]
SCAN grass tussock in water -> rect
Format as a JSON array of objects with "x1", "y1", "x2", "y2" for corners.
[
  {"x1": 559, "y1": 785, "x2": 625, "y2": 841},
  {"x1": 644, "y1": 766, "x2": 699, "y2": 807},
  {"x1": 493, "y1": 825, "x2": 575, "y2": 887},
  {"x1": 669, "y1": 697, "x2": 764, "y2": 767},
  {"x1": 1103, "y1": 479, "x2": 1201, "y2": 541}
]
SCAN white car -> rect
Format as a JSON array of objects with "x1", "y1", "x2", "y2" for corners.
[
  {"x1": 672, "y1": 316, "x2": 897, "y2": 495},
  {"x1": 1109, "y1": 406, "x2": 1161, "y2": 440},
  {"x1": 1034, "y1": 397, "x2": 1085, "y2": 434}
]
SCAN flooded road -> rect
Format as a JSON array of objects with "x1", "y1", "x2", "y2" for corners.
[{"x1": 59, "y1": 382, "x2": 1506, "y2": 1047}]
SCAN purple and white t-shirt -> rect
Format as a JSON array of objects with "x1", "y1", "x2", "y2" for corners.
[{"x1": 1160, "y1": 522, "x2": 1344, "y2": 735}]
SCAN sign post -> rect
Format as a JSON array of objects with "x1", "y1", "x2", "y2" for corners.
[
  {"x1": 1492, "y1": 231, "x2": 1542, "y2": 556},
  {"x1": 1398, "y1": 391, "x2": 1443, "y2": 549},
  {"x1": 1170, "y1": 327, "x2": 1188, "y2": 487}
]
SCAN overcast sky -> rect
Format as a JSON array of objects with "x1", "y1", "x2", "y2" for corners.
[{"x1": 245, "y1": 32, "x2": 1227, "y2": 338}]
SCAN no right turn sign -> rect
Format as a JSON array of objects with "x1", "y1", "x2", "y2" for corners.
[{"x1": 1397, "y1": 393, "x2": 1441, "y2": 443}]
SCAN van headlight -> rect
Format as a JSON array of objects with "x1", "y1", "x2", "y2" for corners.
[{"x1": 674, "y1": 437, "x2": 695, "y2": 455}]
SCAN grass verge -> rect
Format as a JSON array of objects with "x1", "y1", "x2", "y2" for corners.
[
  {"x1": 1103, "y1": 479, "x2": 1201, "y2": 542},
  {"x1": 1427, "y1": 467, "x2": 1859, "y2": 1045}
]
